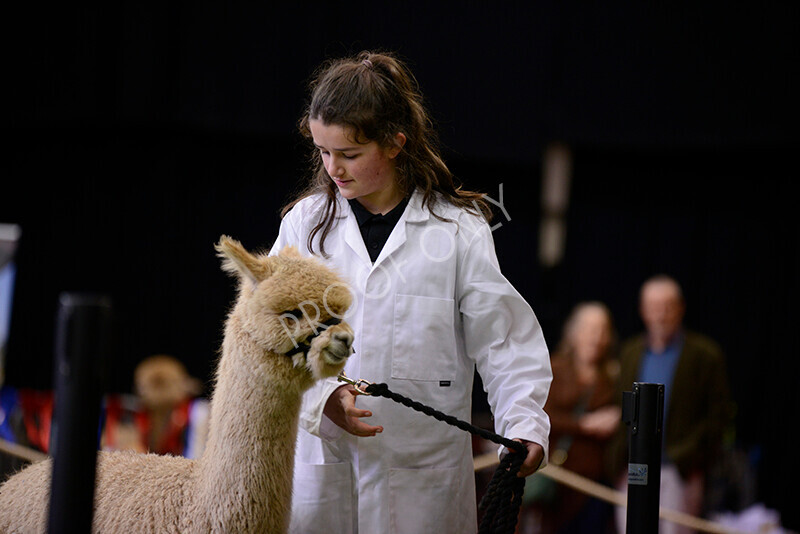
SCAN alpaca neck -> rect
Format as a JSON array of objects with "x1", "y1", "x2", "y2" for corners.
[{"x1": 191, "y1": 318, "x2": 307, "y2": 532}]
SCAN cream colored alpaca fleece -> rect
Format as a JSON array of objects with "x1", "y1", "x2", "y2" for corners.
[{"x1": 0, "y1": 236, "x2": 354, "y2": 533}]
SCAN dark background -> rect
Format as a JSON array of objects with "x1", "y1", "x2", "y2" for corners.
[{"x1": 3, "y1": 3, "x2": 797, "y2": 528}]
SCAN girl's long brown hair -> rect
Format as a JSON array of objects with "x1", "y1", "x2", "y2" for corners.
[{"x1": 282, "y1": 50, "x2": 492, "y2": 257}]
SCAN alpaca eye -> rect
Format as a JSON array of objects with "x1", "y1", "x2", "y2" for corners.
[{"x1": 283, "y1": 309, "x2": 303, "y2": 319}]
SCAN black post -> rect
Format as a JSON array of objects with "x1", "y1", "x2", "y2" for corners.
[
  {"x1": 47, "y1": 293, "x2": 112, "y2": 533},
  {"x1": 621, "y1": 382, "x2": 664, "y2": 534}
]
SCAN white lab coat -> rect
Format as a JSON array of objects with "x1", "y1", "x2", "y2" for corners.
[{"x1": 270, "y1": 189, "x2": 551, "y2": 534}]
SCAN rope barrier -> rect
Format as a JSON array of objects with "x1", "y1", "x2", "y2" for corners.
[
  {"x1": 0, "y1": 437, "x2": 49, "y2": 464},
  {"x1": 1, "y1": 394, "x2": 749, "y2": 534},
  {"x1": 474, "y1": 452, "x2": 748, "y2": 534}
]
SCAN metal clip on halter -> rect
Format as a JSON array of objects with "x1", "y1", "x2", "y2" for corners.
[{"x1": 337, "y1": 372, "x2": 373, "y2": 395}]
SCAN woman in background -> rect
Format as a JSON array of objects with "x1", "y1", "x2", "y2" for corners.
[{"x1": 523, "y1": 301, "x2": 620, "y2": 534}]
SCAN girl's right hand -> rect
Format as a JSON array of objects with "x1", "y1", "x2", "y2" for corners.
[{"x1": 323, "y1": 385, "x2": 384, "y2": 437}]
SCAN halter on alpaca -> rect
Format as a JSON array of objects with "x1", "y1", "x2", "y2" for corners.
[{"x1": 284, "y1": 317, "x2": 343, "y2": 357}]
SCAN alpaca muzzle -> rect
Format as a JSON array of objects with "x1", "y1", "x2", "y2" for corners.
[{"x1": 284, "y1": 317, "x2": 344, "y2": 358}]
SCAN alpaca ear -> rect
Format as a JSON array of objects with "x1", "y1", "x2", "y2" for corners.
[{"x1": 215, "y1": 235, "x2": 273, "y2": 289}]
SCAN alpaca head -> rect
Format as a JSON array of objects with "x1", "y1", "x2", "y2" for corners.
[{"x1": 215, "y1": 235, "x2": 354, "y2": 381}]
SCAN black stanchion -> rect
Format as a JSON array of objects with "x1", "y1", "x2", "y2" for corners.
[
  {"x1": 622, "y1": 382, "x2": 664, "y2": 534},
  {"x1": 47, "y1": 293, "x2": 112, "y2": 533}
]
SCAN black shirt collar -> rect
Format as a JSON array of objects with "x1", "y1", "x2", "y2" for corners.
[{"x1": 348, "y1": 196, "x2": 409, "y2": 227}]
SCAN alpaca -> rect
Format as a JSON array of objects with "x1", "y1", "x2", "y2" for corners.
[{"x1": 0, "y1": 236, "x2": 354, "y2": 533}]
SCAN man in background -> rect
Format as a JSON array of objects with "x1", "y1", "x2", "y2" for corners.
[{"x1": 609, "y1": 274, "x2": 733, "y2": 534}]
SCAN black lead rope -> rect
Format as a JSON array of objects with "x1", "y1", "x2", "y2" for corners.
[{"x1": 362, "y1": 382, "x2": 528, "y2": 534}]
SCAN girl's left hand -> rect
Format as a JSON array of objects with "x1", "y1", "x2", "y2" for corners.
[{"x1": 511, "y1": 439, "x2": 545, "y2": 478}]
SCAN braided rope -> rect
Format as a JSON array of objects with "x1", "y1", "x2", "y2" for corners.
[{"x1": 364, "y1": 382, "x2": 527, "y2": 534}]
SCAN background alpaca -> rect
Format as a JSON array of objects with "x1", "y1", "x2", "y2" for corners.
[{"x1": 0, "y1": 236, "x2": 354, "y2": 533}]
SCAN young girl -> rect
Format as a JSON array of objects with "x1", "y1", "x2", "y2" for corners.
[{"x1": 270, "y1": 50, "x2": 552, "y2": 534}]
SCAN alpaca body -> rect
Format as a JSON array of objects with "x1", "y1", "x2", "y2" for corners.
[
  {"x1": 0, "y1": 451, "x2": 194, "y2": 533},
  {"x1": 0, "y1": 238, "x2": 353, "y2": 533}
]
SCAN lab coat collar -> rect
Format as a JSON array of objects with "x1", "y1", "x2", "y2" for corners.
[
  {"x1": 337, "y1": 189, "x2": 430, "y2": 268},
  {"x1": 403, "y1": 189, "x2": 431, "y2": 223}
]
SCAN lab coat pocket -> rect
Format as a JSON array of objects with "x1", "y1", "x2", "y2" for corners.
[
  {"x1": 290, "y1": 461, "x2": 355, "y2": 534},
  {"x1": 392, "y1": 294, "x2": 457, "y2": 381},
  {"x1": 389, "y1": 466, "x2": 465, "y2": 534}
]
